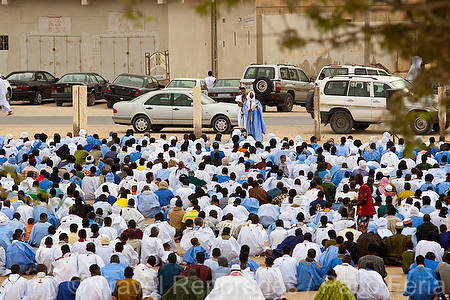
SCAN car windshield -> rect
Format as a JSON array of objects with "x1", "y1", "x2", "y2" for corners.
[
  {"x1": 167, "y1": 80, "x2": 197, "y2": 89},
  {"x1": 113, "y1": 75, "x2": 144, "y2": 88},
  {"x1": 243, "y1": 67, "x2": 275, "y2": 80},
  {"x1": 6, "y1": 72, "x2": 34, "y2": 81},
  {"x1": 320, "y1": 68, "x2": 349, "y2": 78},
  {"x1": 59, "y1": 74, "x2": 86, "y2": 83},
  {"x1": 214, "y1": 79, "x2": 240, "y2": 87},
  {"x1": 390, "y1": 79, "x2": 411, "y2": 89}
]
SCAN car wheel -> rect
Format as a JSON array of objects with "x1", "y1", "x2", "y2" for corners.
[
  {"x1": 280, "y1": 93, "x2": 294, "y2": 112},
  {"x1": 410, "y1": 112, "x2": 432, "y2": 134},
  {"x1": 106, "y1": 99, "x2": 115, "y2": 109},
  {"x1": 253, "y1": 76, "x2": 272, "y2": 97},
  {"x1": 152, "y1": 125, "x2": 164, "y2": 132},
  {"x1": 353, "y1": 123, "x2": 371, "y2": 131},
  {"x1": 330, "y1": 111, "x2": 354, "y2": 134},
  {"x1": 305, "y1": 90, "x2": 314, "y2": 113},
  {"x1": 133, "y1": 115, "x2": 151, "y2": 133},
  {"x1": 212, "y1": 115, "x2": 231, "y2": 134},
  {"x1": 88, "y1": 93, "x2": 96, "y2": 106},
  {"x1": 32, "y1": 91, "x2": 43, "y2": 105},
  {"x1": 55, "y1": 100, "x2": 63, "y2": 107}
]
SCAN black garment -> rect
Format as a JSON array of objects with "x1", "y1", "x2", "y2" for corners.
[
  {"x1": 74, "y1": 203, "x2": 93, "y2": 219},
  {"x1": 356, "y1": 232, "x2": 386, "y2": 259},
  {"x1": 344, "y1": 240, "x2": 358, "y2": 264},
  {"x1": 416, "y1": 221, "x2": 439, "y2": 242},
  {"x1": 272, "y1": 235, "x2": 304, "y2": 259},
  {"x1": 309, "y1": 199, "x2": 327, "y2": 216}
]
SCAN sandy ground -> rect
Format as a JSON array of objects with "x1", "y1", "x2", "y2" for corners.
[{"x1": 0, "y1": 99, "x2": 432, "y2": 299}]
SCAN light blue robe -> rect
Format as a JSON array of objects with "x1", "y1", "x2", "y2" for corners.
[
  {"x1": 297, "y1": 260, "x2": 323, "y2": 291},
  {"x1": 182, "y1": 245, "x2": 209, "y2": 265},
  {"x1": 137, "y1": 192, "x2": 161, "y2": 218},
  {"x1": 28, "y1": 222, "x2": 51, "y2": 247},
  {"x1": 404, "y1": 266, "x2": 440, "y2": 300},
  {"x1": 0, "y1": 225, "x2": 12, "y2": 251},
  {"x1": 257, "y1": 205, "x2": 280, "y2": 228},
  {"x1": 319, "y1": 245, "x2": 339, "y2": 268},
  {"x1": 101, "y1": 263, "x2": 125, "y2": 293},
  {"x1": 244, "y1": 98, "x2": 266, "y2": 142},
  {"x1": 6, "y1": 240, "x2": 36, "y2": 272},
  {"x1": 241, "y1": 197, "x2": 259, "y2": 215}
]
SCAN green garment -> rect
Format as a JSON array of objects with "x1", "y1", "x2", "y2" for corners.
[
  {"x1": 383, "y1": 234, "x2": 411, "y2": 266},
  {"x1": 314, "y1": 280, "x2": 356, "y2": 300},
  {"x1": 188, "y1": 176, "x2": 207, "y2": 187},
  {"x1": 401, "y1": 250, "x2": 415, "y2": 274},
  {"x1": 161, "y1": 276, "x2": 207, "y2": 300},
  {"x1": 74, "y1": 149, "x2": 89, "y2": 164},
  {"x1": 322, "y1": 182, "x2": 336, "y2": 202}
]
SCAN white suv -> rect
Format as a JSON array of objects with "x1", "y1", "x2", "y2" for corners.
[
  {"x1": 309, "y1": 75, "x2": 449, "y2": 134},
  {"x1": 315, "y1": 65, "x2": 390, "y2": 85}
]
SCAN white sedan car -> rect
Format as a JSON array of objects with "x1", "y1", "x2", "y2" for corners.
[{"x1": 112, "y1": 88, "x2": 238, "y2": 133}]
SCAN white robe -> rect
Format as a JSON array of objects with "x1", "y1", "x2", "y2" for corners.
[
  {"x1": 292, "y1": 240, "x2": 322, "y2": 263},
  {"x1": 140, "y1": 236, "x2": 165, "y2": 265},
  {"x1": 237, "y1": 224, "x2": 268, "y2": 256},
  {"x1": 255, "y1": 267, "x2": 286, "y2": 300},
  {"x1": 77, "y1": 252, "x2": 105, "y2": 280},
  {"x1": 122, "y1": 243, "x2": 139, "y2": 267},
  {"x1": 223, "y1": 205, "x2": 249, "y2": 224},
  {"x1": 133, "y1": 264, "x2": 160, "y2": 300},
  {"x1": 205, "y1": 273, "x2": 264, "y2": 300},
  {"x1": 415, "y1": 240, "x2": 444, "y2": 262},
  {"x1": 52, "y1": 254, "x2": 78, "y2": 283},
  {"x1": 81, "y1": 176, "x2": 101, "y2": 200},
  {"x1": 273, "y1": 254, "x2": 298, "y2": 291},
  {"x1": 75, "y1": 275, "x2": 112, "y2": 300},
  {"x1": 24, "y1": 273, "x2": 59, "y2": 300},
  {"x1": 334, "y1": 263, "x2": 359, "y2": 295},
  {"x1": 180, "y1": 227, "x2": 215, "y2": 253},
  {"x1": 0, "y1": 274, "x2": 27, "y2": 300},
  {"x1": 0, "y1": 247, "x2": 9, "y2": 276},
  {"x1": 144, "y1": 221, "x2": 177, "y2": 251},
  {"x1": 121, "y1": 207, "x2": 146, "y2": 231},
  {"x1": 210, "y1": 236, "x2": 240, "y2": 263},
  {"x1": 96, "y1": 244, "x2": 114, "y2": 265},
  {"x1": 356, "y1": 269, "x2": 390, "y2": 300},
  {"x1": 0, "y1": 79, "x2": 11, "y2": 113},
  {"x1": 98, "y1": 227, "x2": 118, "y2": 241},
  {"x1": 270, "y1": 227, "x2": 288, "y2": 250},
  {"x1": 35, "y1": 247, "x2": 53, "y2": 275}
]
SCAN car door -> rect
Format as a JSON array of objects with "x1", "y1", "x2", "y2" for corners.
[
  {"x1": 35, "y1": 72, "x2": 47, "y2": 96},
  {"x1": 287, "y1": 68, "x2": 302, "y2": 101},
  {"x1": 171, "y1": 92, "x2": 194, "y2": 125},
  {"x1": 42, "y1": 72, "x2": 56, "y2": 98},
  {"x1": 298, "y1": 69, "x2": 313, "y2": 101},
  {"x1": 346, "y1": 80, "x2": 372, "y2": 121},
  {"x1": 142, "y1": 92, "x2": 173, "y2": 125},
  {"x1": 372, "y1": 82, "x2": 391, "y2": 121},
  {"x1": 93, "y1": 74, "x2": 108, "y2": 96}
]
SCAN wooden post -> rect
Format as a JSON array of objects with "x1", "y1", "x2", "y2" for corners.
[
  {"x1": 313, "y1": 86, "x2": 321, "y2": 141},
  {"x1": 73, "y1": 85, "x2": 88, "y2": 135},
  {"x1": 438, "y1": 86, "x2": 446, "y2": 140},
  {"x1": 193, "y1": 86, "x2": 202, "y2": 137}
]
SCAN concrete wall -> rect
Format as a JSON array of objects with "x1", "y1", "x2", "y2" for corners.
[
  {"x1": 260, "y1": 14, "x2": 399, "y2": 78},
  {"x1": 0, "y1": 0, "x2": 169, "y2": 81}
]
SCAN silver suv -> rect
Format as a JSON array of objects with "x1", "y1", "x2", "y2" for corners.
[
  {"x1": 309, "y1": 75, "x2": 449, "y2": 134},
  {"x1": 240, "y1": 64, "x2": 314, "y2": 112}
]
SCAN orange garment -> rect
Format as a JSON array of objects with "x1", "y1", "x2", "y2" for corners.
[{"x1": 25, "y1": 224, "x2": 33, "y2": 241}]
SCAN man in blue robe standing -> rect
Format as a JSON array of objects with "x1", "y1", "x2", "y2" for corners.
[
  {"x1": 6, "y1": 230, "x2": 36, "y2": 275},
  {"x1": 244, "y1": 91, "x2": 266, "y2": 142}
]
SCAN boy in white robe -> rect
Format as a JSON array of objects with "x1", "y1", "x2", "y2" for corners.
[
  {"x1": 75, "y1": 264, "x2": 112, "y2": 300},
  {"x1": 0, "y1": 264, "x2": 27, "y2": 300},
  {"x1": 24, "y1": 264, "x2": 58, "y2": 300},
  {"x1": 273, "y1": 245, "x2": 298, "y2": 292}
]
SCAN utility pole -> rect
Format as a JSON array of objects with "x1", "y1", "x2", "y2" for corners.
[{"x1": 364, "y1": 0, "x2": 370, "y2": 65}]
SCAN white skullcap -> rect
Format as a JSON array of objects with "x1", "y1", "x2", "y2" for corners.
[
  {"x1": 383, "y1": 132, "x2": 391, "y2": 139},
  {"x1": 20, "y1": 132, "x2": 28, "y2": 139},
  {"x1": 79, "y1": 129, "x2": 87, "y2": 138},
  {"x1": 350, "y1": 146, "x2": 358, "y2": 154}
]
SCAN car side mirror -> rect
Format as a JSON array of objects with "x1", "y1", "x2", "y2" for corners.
[
  {"x1": 106, "y1": 80, "x2": 109, "y2": 83},
  {"x1": 310, "y1": 77, "x2": 315, "y2": 83},
  {"x1": 54, "y1": 78, "x2": 59, "y2": 82},
  {"x1": 159, "y1": 84, "x2": 165, "y2": 89}
]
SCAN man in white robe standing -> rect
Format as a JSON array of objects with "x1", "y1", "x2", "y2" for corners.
[
  {"x1": 24, "y1": 264, "x2": 58, "y2": 300},
  {"x1": 0, "y1": 264, "x2": 27, "y2": 300},
  {"x1": 0, "y1": 75, "x2": 12, "y2": 116},
  {"x1": 75, "y1": 264, "x2": 112, "y2": 300}
]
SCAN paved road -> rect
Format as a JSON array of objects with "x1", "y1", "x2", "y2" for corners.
[{"x1": 0, "y1": 115, "x2": 315, "y2": 126}]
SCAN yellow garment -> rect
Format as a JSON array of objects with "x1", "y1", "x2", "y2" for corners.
[
  {"x1": 68, "y1": 232, "x2": 79, "y2": 245},
  {"x1": 114, "y1": 198, "x2": 129, "y2": 209},
  {"x1": 182, "y1": 210, "x2": 199, "y2": 223},
  {"x1": 137, "y1": 165, "x2": 146, "y2": 171},
  {"x1": 398, "y1": 190, "x2": 415, "y2": 204}
]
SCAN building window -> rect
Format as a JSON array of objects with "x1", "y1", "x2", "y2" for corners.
[
  {"x1": 0, "y1": 36, "x2": 8, "y2": 50},
  {"x1": 233, "y1": 31, "x2": 237, "y2": 46},
  {"x1": 247, "y1": 31, "x2": 251, "y2": 45}
]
